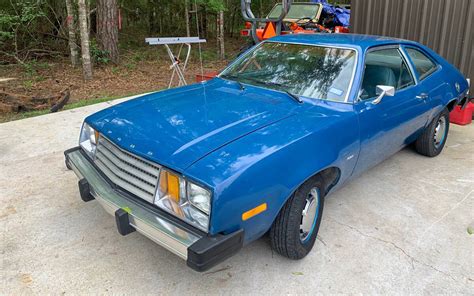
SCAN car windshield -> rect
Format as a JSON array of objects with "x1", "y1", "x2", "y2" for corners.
[
  {"x1": 220, "y1": 42, "x2": 356, "y2": 102},
  {"x1": 267, "y1": 3, "x2": 321, "y2": 20}
]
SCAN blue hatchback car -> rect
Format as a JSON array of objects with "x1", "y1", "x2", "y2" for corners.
[{"x1": 65, "y1": 34, "x2": 469, "y2": 271}]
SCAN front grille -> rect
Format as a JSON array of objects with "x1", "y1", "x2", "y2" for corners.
[{"x1": 94, "y1": 136, "x2": 160, "y2": 203}]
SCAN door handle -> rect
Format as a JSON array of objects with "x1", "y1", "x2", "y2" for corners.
[{"x1": 416, "y1": 93, "x2": 429, "y2": 100}]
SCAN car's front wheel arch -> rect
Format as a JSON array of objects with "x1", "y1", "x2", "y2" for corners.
[
  {"x1": 270, "y1": 166, "x2": 340, "y2": 226},
  {"x1": 267, "y1": 166, "x2": 340, "y2": 258},
  {"x1": 317, "y1": 166, "x2": 341, "y2": 195},
  {"x1": 269, "y1": 174, "x2": 326, "y2": 259}
]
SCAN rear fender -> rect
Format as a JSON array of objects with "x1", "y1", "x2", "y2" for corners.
[{"x1": 422, "y1": 46, "x2": 469, "y2": 116}]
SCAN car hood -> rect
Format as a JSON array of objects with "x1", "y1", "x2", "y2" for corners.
[{"x1": 86, "y1": 79, "x2": 300, "y2": 171}]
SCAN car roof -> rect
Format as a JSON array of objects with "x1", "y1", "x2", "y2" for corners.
[{"x1": 269, "y1": 33, "x2": 419, "y2": 52}]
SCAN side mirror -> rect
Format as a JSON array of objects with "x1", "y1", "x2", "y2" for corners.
[{"x1": 372, "y1": 85, "x2": 395, "y2": 105}]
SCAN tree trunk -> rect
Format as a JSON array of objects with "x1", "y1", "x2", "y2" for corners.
[
  {"x1": 216, "y1": 15, "x2": 219, "y2": 50},
  {"x1": 184, "y1": 0, "x2": 190, "y2": 37},
  {"x1": 78, "y1": 0, "x2": 93, "y2": 80},
  {"x1": 230, "y1": 6, "x2": 238, "y2": 38},
  {"x1": 97, "y1": 0, "x2": 119, "y2": 63},
  {"x1": 86, "y1": 0, "x2": 91, "y2": 35},
  {"x1": 65, "y1": 0, "x2": 79, "y2": 67},
  {"x1": 218, "y1": 10, "x2": 225, "y2": 60},
  {"x1": 147, "y1": 0, "x2": 153, "y2": 34},
  {"x1": 201, "y1": 6, "x2": 207, "y2": 38},
  {"x1": 193, "y1": 1, "x2": 199, "y2": 36}
]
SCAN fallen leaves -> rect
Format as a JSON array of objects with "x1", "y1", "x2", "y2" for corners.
[{"x1": 0, "y1": 51, "x2": 228, "y2": 115}]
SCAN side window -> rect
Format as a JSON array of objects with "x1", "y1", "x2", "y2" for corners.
[
  {"x1": 405, "y1": 48, "x2": 437, "y2": 80},
  {"x1": 359, "y1": 48, "x2": 415, "y2": 100}
]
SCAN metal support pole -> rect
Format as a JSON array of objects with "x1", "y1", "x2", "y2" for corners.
[
  {"x1": 145, "y1": 37, "x2": 206, "y2": 89},
  {"x1": 241, "y1": 0, "x2": 292, "y2": 44}
]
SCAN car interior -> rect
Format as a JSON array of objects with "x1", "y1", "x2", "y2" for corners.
[{"x1": 360, "y1": 49, "x2": 414, "y2": 100}]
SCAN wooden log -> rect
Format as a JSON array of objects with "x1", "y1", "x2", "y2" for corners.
[
  {"x1": 0, "y1": 88, "x2": 70, "y2": 113},
  {"x1": 50, "y1": 90, "x2": 71, "y2": 112}
]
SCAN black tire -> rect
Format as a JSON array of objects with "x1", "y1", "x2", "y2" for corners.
[
  {"x1": 415, "y1": 108, "x2": 450, "y2": 157},
  {"x1": 270, "y1": 175, "x2": 325, "y2": 259}
]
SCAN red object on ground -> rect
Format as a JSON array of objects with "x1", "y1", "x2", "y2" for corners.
[
  {"x1": 240, "y1": 29, "x2": 250, "y2": 36},
  {"x1": 195, "y1": 71, "x2": 219, "y2": 82},
  {"x1": 449, "y1": 101, "x2": 474, "y2": 125}
]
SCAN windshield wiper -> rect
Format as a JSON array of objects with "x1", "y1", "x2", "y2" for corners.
[
  {"x1": 281, "y1": 89, "x2": 304, "y2": 104},
  {"x1": 220, "y1": 74, "x2": 245, "y2": 91},
  {"x1": 242, "y1": 77, "x2": 304, "y2": 104}
]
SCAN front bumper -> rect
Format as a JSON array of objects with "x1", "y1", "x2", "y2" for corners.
[{"x1": 65, "y1": 147, "x2": 243, "y2": 272}]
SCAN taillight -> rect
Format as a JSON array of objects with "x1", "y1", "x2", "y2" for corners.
[{"x1": 240, "y1": 29, "x2": 250, "y2": 37}]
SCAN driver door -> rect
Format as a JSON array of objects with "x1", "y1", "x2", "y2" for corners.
[{"x1": 352, "y1": 46, "x2": 431, "y2": 176}]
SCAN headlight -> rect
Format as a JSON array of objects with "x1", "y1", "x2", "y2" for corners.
[
  {"x1": 188, "y1": 183, "x2": 211, "y2": 214},
  {"x1": 155, "y1": 169, "x2": 211, "y2": 231},
  {"x1": 79, "y1": 122, "x2": 99, "y2": 158}
]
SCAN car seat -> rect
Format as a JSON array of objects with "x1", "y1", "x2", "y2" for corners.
[{"x1": 361, "y1": 65, "x2": 397, "y2": 99}]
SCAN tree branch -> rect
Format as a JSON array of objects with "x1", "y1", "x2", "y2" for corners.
[{"x1": 0, "y1": 50, "x2": 26, "y2": 66}]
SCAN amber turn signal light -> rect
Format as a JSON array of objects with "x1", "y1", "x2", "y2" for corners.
[{"x1": 242, "y1": 203, "x2": 267, "y2": 221}]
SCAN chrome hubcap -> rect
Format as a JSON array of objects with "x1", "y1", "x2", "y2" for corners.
[
  {"x1": 300, "y1": 187, "x2": 319, "y2": 242},
  {"x1": 434, "y1": 117, "x2": 447, "y2": 148}
]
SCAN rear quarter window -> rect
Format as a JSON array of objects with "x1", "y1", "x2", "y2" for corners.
[{"x1": 406, "y1": 48, "x2": 438, "y2": 80}]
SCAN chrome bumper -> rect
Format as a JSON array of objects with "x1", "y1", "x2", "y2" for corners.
[
  {"x1": 65, "y1": 147, "x2": 243, "y2": 271},
  {"x1": 66, "y1": 148, "x2": 200, "y2": 259}
]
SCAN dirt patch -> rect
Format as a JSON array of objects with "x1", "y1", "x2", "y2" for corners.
[
  {"x1": 0, "y1": 45, "x2": 235, "y2": 116},
  {"x1": 19, "y1": 273, "x2": 33, "y2": 285},
  {"x1": 0, "y1": 205, "x2": 17, "y2": 219}
]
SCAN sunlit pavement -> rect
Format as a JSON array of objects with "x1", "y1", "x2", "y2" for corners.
[{"x1": 1, "y1": 94, "x2": 473, "y2": 294}]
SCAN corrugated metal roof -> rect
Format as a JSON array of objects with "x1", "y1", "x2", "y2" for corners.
[{"x1": 351, "y1": 0, "x2": 473, "y2": 95}]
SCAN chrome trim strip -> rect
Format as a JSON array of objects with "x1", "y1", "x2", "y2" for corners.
[
  {"x1": 355, "y1": 44, "x2": 419, "y2": 103},
  {"x1": 398, "y1": 46, "x2": 419, "y2": 85},
  {"x1": 67, "y1": 150, "x2": 201, "y2": 260},
  {"x1": 93, "y1": 136, "x2": 212, "y2": 233}
]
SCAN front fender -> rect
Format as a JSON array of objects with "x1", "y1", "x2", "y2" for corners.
[{"x1": 185, "y1": 103, "x2": 359, "y2": 243}]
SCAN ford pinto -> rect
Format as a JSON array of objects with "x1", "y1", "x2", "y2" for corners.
[{"x1": 64, "y1": 34, "x2": 469, "y2": 271}]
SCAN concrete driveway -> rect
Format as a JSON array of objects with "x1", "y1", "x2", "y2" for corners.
[{"x1": 1, "y1": 95, "x2": 473, "y2": 294}]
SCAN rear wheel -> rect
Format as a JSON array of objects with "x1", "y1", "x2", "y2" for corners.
[
  {"x1": 270, "y1": 175, "x2": 325, "y2": 259},
  {"x1": 415, "y1": 108, "x2": 450, "y2": 157}
]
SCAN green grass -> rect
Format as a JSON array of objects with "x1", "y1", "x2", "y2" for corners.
[
  {"x1": 0, "y1": 92, "x2": 147, "y2": 123},
  {"x1": 0, "y1": 109, "x2": 51, "y2": 123},
  {"x1": 22, "y1": 80, "x2": 34, "y2": 90},
  {"x1": 63, "y1": 96, "x2": 121, "y2": 109}
]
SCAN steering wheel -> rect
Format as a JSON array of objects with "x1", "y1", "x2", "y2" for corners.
[{"x1": 294, "y1": 17, "x2": 314, "y2": 25}]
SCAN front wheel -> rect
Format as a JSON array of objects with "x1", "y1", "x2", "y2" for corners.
[
  {"x1": 270, "y1": 175, "x2": 325, "y2": 259},
  {"x1": 415, "y1": 108, "x2": 450, "y2": 157}
]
